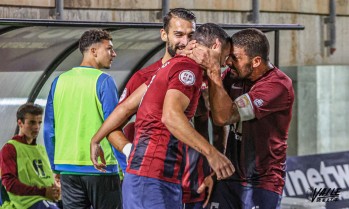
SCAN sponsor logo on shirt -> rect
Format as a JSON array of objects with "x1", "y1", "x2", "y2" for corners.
[
  {"x1": 253, "y1": 98, "x2": 264, "y2": 107},
  {"x1": 119, "y1": 88, "x2": 127, "y2": 102},
  {"x1": 179, "y1": 70, "x2": 196, "y2": 86}
]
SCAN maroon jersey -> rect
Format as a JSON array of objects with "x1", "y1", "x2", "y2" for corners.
[
  {"x1": 225, "y1": 66, "x2": 294, "y2": 195},
  {"x1": 181, "y1": 146, "x2": 210, "y2": 203},
  {"x1": 119, "y1": 58, "x2": 162, "y2": 103},
  {"x1": 127, "y1": 55, "x2": 203, "y2": 184}
]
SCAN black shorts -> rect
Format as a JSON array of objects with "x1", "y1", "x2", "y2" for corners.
[
  {"x1": 61, "y1": 174, "x2": 122, "y2": 209},
  {"x1": 205, "y1": 180, "x2": 281, "y2": 209}
]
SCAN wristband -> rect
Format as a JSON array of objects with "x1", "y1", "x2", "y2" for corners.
[{"x1": 122, "y1": 143, "x2": 132, "y2": 160}]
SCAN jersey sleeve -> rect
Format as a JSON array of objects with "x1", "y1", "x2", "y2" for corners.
[
  {"x1": 97, "y1": 73, "x2": 119, "y2": 120},
  {"x1": 248, "y1": 81, "x2": 293, "y2": 119},
  {"x1": 119, "y1": 72, "x2": 146, "y2": 103},
  {"x1": 44, "y1": 76, "x2": 58, "y2": 172},
  {"x1": 167, "y1": 62, "x2": 202, "y2": 100}
]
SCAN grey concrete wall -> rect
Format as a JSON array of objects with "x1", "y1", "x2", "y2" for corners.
[
  {"x1": 1, "y1": 5, "x2": 348, "y2": 66},
  {"x1": 297, "y1": 65, "x2": 349, "y2": 155}
]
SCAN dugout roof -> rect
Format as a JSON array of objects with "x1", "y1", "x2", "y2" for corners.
[{"x1": 0, "y1": 19, "x2": 304, "y2": 144}]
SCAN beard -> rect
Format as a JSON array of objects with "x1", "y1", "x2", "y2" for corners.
[
  {"x1": 167, "y1": 44, "x2": 177, "y2": 57},
  {"x1": 167, "y1": 38, "x2": 185, "y2": 57},
  {"x1": 245, "y1": 61, "x2": 254, "y2": 76},
  {"x1": 230, "y1": 60, "x2": 253, "y2": 79}
]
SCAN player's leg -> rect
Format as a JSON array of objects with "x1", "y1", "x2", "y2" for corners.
[
  {"x1": 241, "y1": 186, "x2": 281, "y2": 209},
  {"x1": 123, "y1": 172, "x2": 182, "y2": 209},
  {"x1": 204, "y1": 180, "x2": 242, "y2": 209},
  {"x1": 60, "y1": 175, "x2": 90, "y2": 209},
  {"x1": 82, "y1": 175, "x2": 122, "y2": 209}
]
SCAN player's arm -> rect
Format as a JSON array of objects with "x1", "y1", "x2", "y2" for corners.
[
  {"x1": 207, "y1": 65, "x2": 240, "y2": 126},
  {"x1": 208, "y1": 65, "x2": 256, "y2": 125},
  {"x1": 90, "y1": 83, "x2": 147, "y2": 170},
  {"x1": 183, "y1": 41, "x2": 242, "y2": 125},
  {"x1": 43, "y1": 77, "x2": 58, "y2": 172},
  {"x1": 162, "y1": 89, "x2": 235, "y2": 180}
]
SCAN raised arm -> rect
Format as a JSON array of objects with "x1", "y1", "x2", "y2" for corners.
[
  {"x1": 162, "y1": 89, "x2": 235, "y2": 180},
  {"x1": 186, "y1": 43, "x2": 241, "y2": 126},
  {"x1": 206, "y1": 65, "x2": 240, "y2": 126}
]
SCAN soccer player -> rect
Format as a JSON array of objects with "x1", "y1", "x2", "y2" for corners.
[
  {"x1": 44, "y1": 29, "x2": 123, "y2": 209},
  {"x1": 189, "y1": 28, "x2": 294, "y2": 209},
  {"x1": 90, "y1": 23, "x2": 235, "y2": 209},
  {"x1": 0, "y1": 103, "x2": 60, "y2": 209},
  {"x1": 98, "y1": 8, "x2": 213, "y2": 208}
]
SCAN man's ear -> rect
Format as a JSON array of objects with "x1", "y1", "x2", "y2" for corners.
[
  {"x1": 160, "y1": 29, "x2": 168, "y2": 42},
  {"x1": 252, "y1": 56, "x2": 262, "y2": 68},
  {"x1": 17, "y1": 119, "x2": 23, "y2": 127},
  {"x1": 211, "y1": 38, "x2": 222, "y2": 50},
  {"x1": 90, "y1": 46, "x2": 97, "y2": 57}
]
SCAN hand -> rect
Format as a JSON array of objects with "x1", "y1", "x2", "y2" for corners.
[
  {"x1": 54, "y1": 174, "x2": 61, "y2": 188},
  {"x1": 206, "y1": 149, "x2": 235, "y2": 180},
  {"x1": 177, "y1": 40, "x2": 197, "y2": 57},
  {"x1": 188, "y1": 39, "x2": 222, "y2": 72},
  {"x1": 197, "y1": 172, "x2": 216, "y2": 208},
  {"x1": 90, "y1": 140, "x2": 106, "y2": 172},
  {"x1": 45, "y1": 184, "x2": 60, "y2": 202},
  {"x1": 53, "y1": 174, "x2": 61, "y2": 200}
]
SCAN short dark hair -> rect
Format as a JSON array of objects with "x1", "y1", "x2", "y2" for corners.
[
  {"x1": 163, "y1": 8, "x2": 196, "y2": 33},
  {"x1": 191, "y1": 23, "x2": 231, "y2": 48},
  {"x1": 79, "y1": 29, "x2": 113, "y2": 54},
  {"x1": 231, "y1": 28, "x2": 270, "y2": 62},
  {"x1": 17, "y1": 103, "x2": 43, "y2": 122}
]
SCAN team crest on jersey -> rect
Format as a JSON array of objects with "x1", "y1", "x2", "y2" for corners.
[
  {"x1": 253, "y1": 98, "x2": 264, "y2": 107},
  {"x1": 119, "y1": 88, "x2": 127, "y2": 102},
  {"x1": 179, "y1": 70, "x2": 196, "y2": 86}
]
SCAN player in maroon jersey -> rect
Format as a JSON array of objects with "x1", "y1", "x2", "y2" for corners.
[
  {"x1": 187, "y1": 28, "x2": 294, "y2": 209},
  {"x1": 90, "y1": 23, "x2": 235, "y2": 209},
  {"x1": 116, "y1": 8, "x2": 212, "y2": 208}
]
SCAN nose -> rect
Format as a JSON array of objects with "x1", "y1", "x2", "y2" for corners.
[
  {"x1": 112, "y1": 49, "x2": 117, "y2": 57},
  {"x1": 33, "y1": 123, "x2": 41, "y2": 131},
  {"x1": 180, "y1": 36, "x2": 190, "y2": 47}
]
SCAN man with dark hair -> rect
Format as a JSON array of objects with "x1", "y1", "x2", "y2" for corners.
[
  {"x1": 188, "y1": 28, "x2": 294, "y2": 209},
  {"x1": 0, "y1": 103, "x2": 60, "y2": 209},
  {"x1": 90, "y1": 23, "x2": 235, "y2": 209},
  {"x1": 95, "y1": 8, "x2": 210, "y2": 208},
  {"x1": 44, "y1": 29, "x2": 123, "y2": 209}
]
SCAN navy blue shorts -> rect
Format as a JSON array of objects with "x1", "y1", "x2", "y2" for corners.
[
  {"x1": 29, "y1": 200, "x2": 60, "y2": 209},
  {"x1": 122, "y1": 172, "x2": 182, "y2": 209},
  {"x1": 183, "y1": 201, "x2": 203, "y2": 209},
  {"x1": 205, "y1": 181, "x2": 282, "y2": 209}
]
